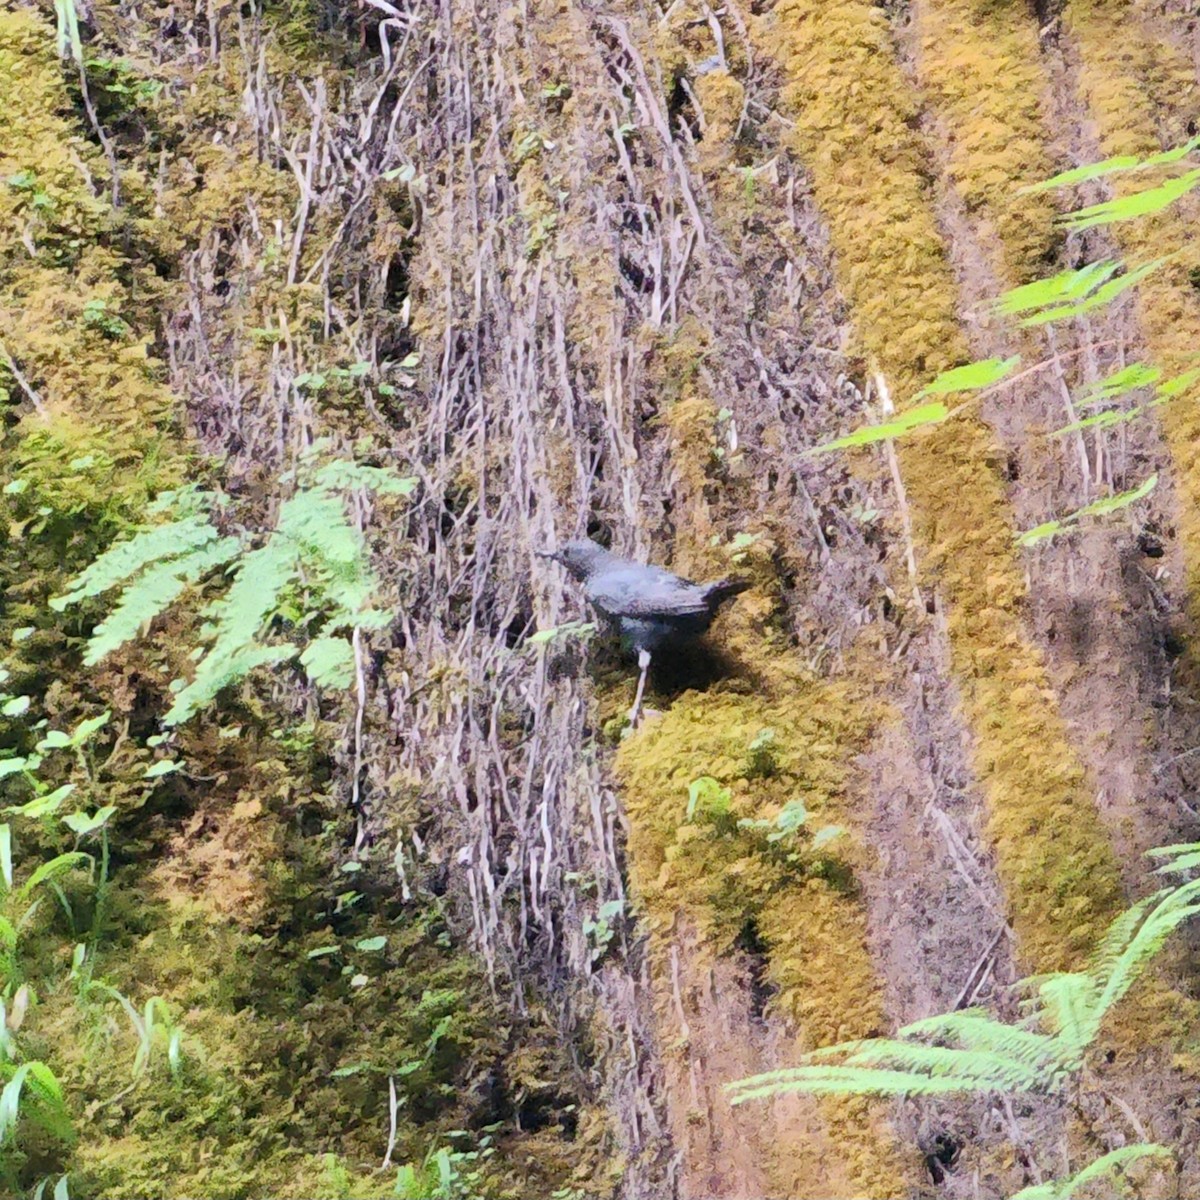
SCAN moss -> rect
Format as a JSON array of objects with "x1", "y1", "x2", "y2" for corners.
[
  {"x1": 752, "y1": 0, "x2": 1125, "y2": 972},
  {"x1": 1063, "y1": 0, "x2": 1200, "y2": 625},
  {"x1": 614, "y1": 671, "x2": 910, "y2": 1196},
  {"x1": 0, "y1": 6, "x2": 599, "y2": 1196},
  {"x1": 912, "y1": 0, "x2": 1060, "y2": 281}
]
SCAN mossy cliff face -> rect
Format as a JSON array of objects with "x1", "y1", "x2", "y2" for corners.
[
  {"x1": 750, "y1": 0, "x2": 1124, "y2": 973},
  {"x1": 589, "y1": 299, "x2": 911, "y2": 1194},
  {"x1": 1063, "y1": 0, "x2": 1200, "y2": 621},
  {"x1": 0, "y1": 5, "x2": 595, "y2": 1196},
  {"x1": 615, "y1": 680, "x2": 910, "y2": 1199}
]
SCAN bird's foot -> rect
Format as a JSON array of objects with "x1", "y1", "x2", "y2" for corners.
[{"x1": 627, "y1": 650, "x2": 651, "y2": 729}]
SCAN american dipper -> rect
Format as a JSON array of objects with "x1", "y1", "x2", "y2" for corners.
[{"x1": 538, "y1": 539, "x2": 751, "y2": 725}]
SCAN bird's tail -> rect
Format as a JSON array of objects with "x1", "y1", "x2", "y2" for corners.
[{"x1": 703, "y1": 578, "x2": 753, "y2": 609}]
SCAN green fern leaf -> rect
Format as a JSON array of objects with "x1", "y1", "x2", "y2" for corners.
[
  {"x1": 727, "y1": 1064, "x2": 995, "y2": 1102},
  {"x1": 898, "y1": 1011, "x2": 1060, "y2": 1071},
  {"x1": 82, "y1": 538, "x2": 241, "y2": 664},
  {"x1": 1061, "y1": 169, "x2": 1200, "y2": 231},
  {"x1": 1009, "y1": 1143, "x2": 1173, "y2": 1200},
  {"x1": 311, "y1": 461, "x2": 417, "y2": 495},
  {"x1": 300, "y1": 636, "x2": 355, "y2": 688},
  {"x1": 51, "y1": 512, "x2": 220, "y2": 611},
  {"x1": 164, "y1": 643, "x2": 296, "y2": 725}
]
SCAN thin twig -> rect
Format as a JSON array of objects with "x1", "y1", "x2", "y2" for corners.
[
  {"x1": 875, "y1": 369, "x2": 923, "y2": 611},
  {"x1": 0, "y1": 342, "x2": 48, "y2": 416}
]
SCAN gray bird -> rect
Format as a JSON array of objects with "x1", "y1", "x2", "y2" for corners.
[{"x1": 538, "y1": 538, "x2": 751, "y2": 725}]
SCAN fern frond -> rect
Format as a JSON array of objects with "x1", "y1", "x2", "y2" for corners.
[
  {"x1": 1033, "y1": 974, "x2": 1100, "y2": 1066},
  {"x1": 1147, "y1": 842, "x2": 1200, "y2": 875},
  {"x1": 1092, "y1": 881, "x2": 1200, "y2": 1025},
  {"x1": 300, "y1": 635, "x2": 355, "y2": 688},
  {"x1": 1009, "y1": 1143, "x2": 1172, "y2": 1200},
  {"x1": 82, "y1": 538, "x2": 241, "y2": 665},
  {"x1": 202, "y1": 535, "x2": 299, "y2": 647},
  {"x1": 311, "y1": 461, "x2": 417, "y2": 495},
  {"x1": 278, "y1": 488, "x2": 388, "y2": 624},
  {"x1": 898, "y1": 1011, "x2": 1060, "y2": 1071},
  {"x1": 837, "y1": 1041, "x2": 1045, "y2": 1091},
  {"x1": 727, "y1": 1064, "x2": 998, "y2": 1103},
  {"x1": 164, "y1": 643, "x2": 295, "y2": 725},
  {"x1": 51, "y1": 513, "x2": 219, "y2": 611}
]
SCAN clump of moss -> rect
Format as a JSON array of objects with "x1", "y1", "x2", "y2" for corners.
[
  {"x1": 1064, "y1": 0, "x2": 1200, "y2": 625},
  {"x1": 753, "y1": 0, "x2": 1125, "y2": 971},
  {"x1": 615, "y1": 678, "x2": 911, "y2": 1197},
  {"x1": 911, "y1": 0, "x2": 1060, "y2": 281}
]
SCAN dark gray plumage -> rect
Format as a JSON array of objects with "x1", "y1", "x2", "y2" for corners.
[{"x1": 538, "y1": 538, "x2": 750, "y2": 723}]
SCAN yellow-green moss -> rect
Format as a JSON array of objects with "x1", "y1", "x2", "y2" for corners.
[
  {"x1": 1063, "y1": 0, "x2": 1200, "y2": 618},
  {"x1": 752, "y1": 0, "x2": 1124, "y2": 971},
  {"x1": 615, "y1": 682, "x2": 910, "y2": 1198},
  {"x1": 912, "y1": 0, "x2": 1059, "y2": 280},
  {"x1": 0, "y1": 9, "x2": 175, "y2": 434}
]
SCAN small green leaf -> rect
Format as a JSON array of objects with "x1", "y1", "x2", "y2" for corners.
[
  {"x1": 37, "y1": 731, "x2": 72, "y2": 751},
  {"x1": 307, "y1": 945, "x2": 340, "y2": 958},
  {"x1": 811, "y1": 824, "x2": 846, "y2": 851},
  {"x1": 11, "y1": 627, "x2": 34, "y2": 643},
  {"x1": 1073, "y1": 473, "x2": 1158, "y2": 519},
  {"x1": 807, "y1": 403, "x2": 949, "y2": 456},
  {"x1": 1022, "y1": 259, "x2": 1167, "y2": 327},
  {"x1": 0, "y1": 757, "x2": 33, "y2": 779},
  {"x1": 20, "y1": 850, "x2": 90, "y2": 897},
  {"x1": 1022, "y1": 154, "x2": 1142, "y2": 192},
  {"x1": 350, "y1": 973, "x2": 369, "y2": 988},
  {"x1": 1155, "y1": 367, "x2": 1200, "y2": 401},
  {"x1": 144, "y1": 759, "x2": 183, "y2": 779},
  {"x1": 71, "y1": 711, "x2": 111, "y2": 745},
  {"x1": 3, "y1": 478, "x2": 28, "y2": 495},
  {"x1": 300, "y1": 635, "x2": 355, "y2": 688},
  {"x1": 526, "y1": 621, "x2": 596, "y2": 646},
  {"x1": 687, "y1": 776, "x2": 732, "y2": 821},
  {"x1": 331, "y1": 1062, "x2": 369, "y2": 1077},
  {"x1": 6, "y1": 783, "x2": 76, "y2": 817},
  {"x1": 0, "y1": 825, "x2": 11, "y2": 890},
  {"x1": 1060, "y1": 168, "x2": 1200, "y2": 231},
  {"x1": 1017, "y1": 474, "x2": 1158, "y2": 546},
  {"x1": 355, "y1": 935, "x2": 387, "y2": 952},
  {"x1": 1015, "y1": 519, "x2": 1065, "y2": 548},
  {"x1": 915, "y1": 356, "x2": 1020, "y2": 398},
  {"x1": 2, "y1": 696, "x2": 30, "y2": 717},
  {"x1": 995, "y1": 260, "x2": 1121, "y2": 318},
  {"x1": 383, "y1": 165, "x2": 416, "y2": 183},
  {"x1": 62, "y1": 806, "x2": 116, "y2": 836},
  {"x1": 1077, "y1": 362, "x2": 1161, "y2": 407}
]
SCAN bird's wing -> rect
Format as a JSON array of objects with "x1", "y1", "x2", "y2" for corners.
[{"x1": 585, "y1": 565, "x2": 710, "y2": 618}]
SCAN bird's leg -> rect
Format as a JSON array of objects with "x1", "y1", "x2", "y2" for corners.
[{"x1": 629, "y1": 647, "x2": 651, "y2": 728}]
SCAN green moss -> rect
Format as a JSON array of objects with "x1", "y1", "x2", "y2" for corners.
[
  {"x1": 1064, "y1": 0, "x2": 1200, "y2": 624},
  {"x1": 753, "y1": 0, "x2": 1125, "y2": 973},
  {"x1": 913, "y1": 0, "x2": 1059, "y2": 281},
  {"x1": 615, "y1": 679, "x2": 911, "y2": 1197}
]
